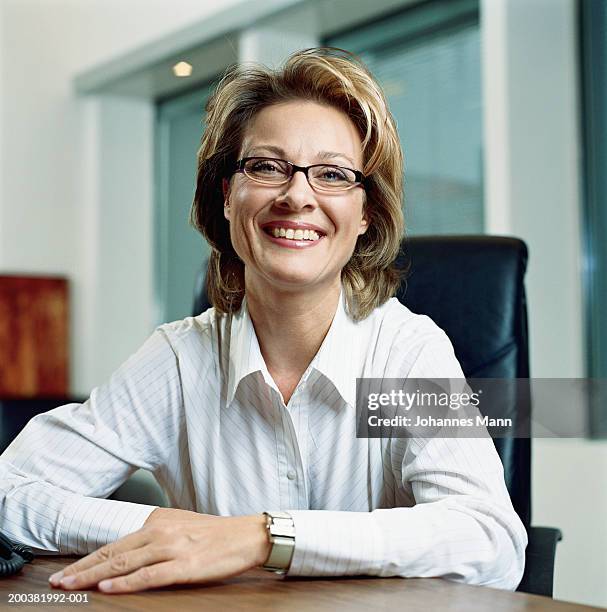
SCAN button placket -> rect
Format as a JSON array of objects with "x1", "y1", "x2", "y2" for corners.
[
  {"x1": 271, "y1": 390, "x2": 292, "y2": 508},
  {"x1": 279, "y1": 389, "x2": 309, "y2": 509},
  {"x1": 291, "y1": 381, "x2": 311, "y2": 507}
]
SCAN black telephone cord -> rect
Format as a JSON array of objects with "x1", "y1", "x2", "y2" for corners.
[{"x1": 0, "y1": 532, "x2": 34, "y2": 577}]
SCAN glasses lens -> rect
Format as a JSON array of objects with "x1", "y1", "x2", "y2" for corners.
[
  {"x1": 244, "y1": 158, "x2": 290, "y2": 184},
  {"x1": 309, "y1": 165, "x2": 358, "y2": 191}
]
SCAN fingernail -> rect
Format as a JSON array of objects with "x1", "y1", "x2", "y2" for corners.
[
  {"x1": 98, "y1": 579, "x2": 113, "y2": 592},
  {"x1": 60, "y1": 576, "x2": 76, "y2": 588},
  {"x1": 49, "y1": 571, "x2": 63, "y2": 585}
]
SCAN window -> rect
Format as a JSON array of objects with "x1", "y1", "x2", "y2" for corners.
[
  {"x1": 326, "y1": 0, "x2": 482, "y2": 235},
  {"x1": 155, "y1": 85, "x2": 213, "y2": 324}
]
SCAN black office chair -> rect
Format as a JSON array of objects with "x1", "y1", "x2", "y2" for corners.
[{"x1": 192, "y1": 235, "x2": 562, "y2": 597}]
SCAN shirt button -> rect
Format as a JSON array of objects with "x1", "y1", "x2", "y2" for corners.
[{"x1": 287, "y1": 470, "x2": 297, "y2": 480}]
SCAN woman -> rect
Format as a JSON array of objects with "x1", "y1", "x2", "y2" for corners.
[{"x1": 0, "y1": 48, "x2": 526, "y2": 593}]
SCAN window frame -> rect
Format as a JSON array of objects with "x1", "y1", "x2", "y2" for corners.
[{"x1": 579, "y1": 0, "x2": 607, "y2": 438}]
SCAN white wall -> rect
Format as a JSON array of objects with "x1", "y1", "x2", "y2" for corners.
[
  {"x1": 0, "y1": 0, "x2": 245, "y2": 391},
  {"x1": 533, "y1": 439, "x2": 607, "y2": 608},
  {"x1": 482, "y1": 0, "x2": 607, "y2": 607},
  {"x1": 1, "y1": 0, "x2": 605, "y2": 607}
]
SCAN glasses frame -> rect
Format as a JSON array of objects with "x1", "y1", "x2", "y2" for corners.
[{"x1": 233, "y1": 157, "x2": 368, "y2": 193}]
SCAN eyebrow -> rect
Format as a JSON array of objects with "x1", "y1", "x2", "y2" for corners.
[{"x1": 245, "y1": 145, "x2": 357, "y2": 168}]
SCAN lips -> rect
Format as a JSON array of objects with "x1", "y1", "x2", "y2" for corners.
[{"x1": 260, "y1": 221, "x2": 327, "y2": 236}]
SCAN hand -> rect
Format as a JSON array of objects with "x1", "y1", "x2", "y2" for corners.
[{"x1": 48, "y1": 510, "x2": 271, "y2": 594}]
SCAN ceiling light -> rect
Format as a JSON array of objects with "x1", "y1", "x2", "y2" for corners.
[{"x1": 172, "y1": 61, "x2": 193, "y2": 77}]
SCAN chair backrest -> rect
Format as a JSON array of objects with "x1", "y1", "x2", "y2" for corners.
[
  {"x1": 192, "y1": 235, "x2": 532, "y2": 527},
  {"x1": 396, "y1": 236, "x2": 531, "y2": 527}
]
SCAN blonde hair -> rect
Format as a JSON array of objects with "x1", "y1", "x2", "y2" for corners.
[{"x1": 190, "y1": 47, "x2": 405, "y2": 321}]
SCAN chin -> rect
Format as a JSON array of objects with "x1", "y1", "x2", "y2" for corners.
[
  {"x1": 265, "y1": 268, "x2": 325, "y2": 289},
  {"x1": 271, "y1": 274, "x2": 320, "y2": 288}
]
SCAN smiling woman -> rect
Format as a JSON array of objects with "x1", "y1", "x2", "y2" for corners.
[
  {"x1": 219, "y1": 100, "x2": 373, "y2": 404},
  {"x1": 0, "y1": 48, "x2": 526, "y2": 595}
]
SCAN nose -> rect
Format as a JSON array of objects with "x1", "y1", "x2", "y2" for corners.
[{"x1": 275, "y1": 169, "x2": 317, "y2": 210}]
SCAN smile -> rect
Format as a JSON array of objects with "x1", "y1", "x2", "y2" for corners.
[
  {"x1": 268, "y1": 227, "x2": 320, "y2": 241},
  {"x1": 262, "y1": 226, "x2": 324, "y2": 249}
]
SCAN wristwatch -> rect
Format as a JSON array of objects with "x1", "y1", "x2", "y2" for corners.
[{"x1": 262, "y1": 511, "x2": 295, "y2": 574}]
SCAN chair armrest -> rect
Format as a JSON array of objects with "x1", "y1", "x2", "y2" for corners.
[{"x1": 516, "y1": 526, "x2": 562, "y2": 597}]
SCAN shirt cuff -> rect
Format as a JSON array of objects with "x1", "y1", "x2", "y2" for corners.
[
  {"x1": 58, "y1": 494, "x2": 158, "y2": 555},
  {"x1": 286, "y1": 510, "x2": 384, "y2": 577}
]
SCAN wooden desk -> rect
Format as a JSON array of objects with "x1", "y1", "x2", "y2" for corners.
[{"x1": 0, "y1": 557, "x2": 602, "y2": 611}]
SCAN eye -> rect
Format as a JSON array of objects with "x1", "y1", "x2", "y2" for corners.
[
  {"x1": 249, "y1": 159, "x2": 281, "y2": 174},
  {"x1": 318, "y1": 166, "x2": 349, "y2": 182}
]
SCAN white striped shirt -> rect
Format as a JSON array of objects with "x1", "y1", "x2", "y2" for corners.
[{"x1": 0, "y1": 289, "x2": 527, "y2": 589}]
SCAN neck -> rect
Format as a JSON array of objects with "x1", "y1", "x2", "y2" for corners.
[{"x1": 244, "y1": 274, "x2": 341, "y2": 378}]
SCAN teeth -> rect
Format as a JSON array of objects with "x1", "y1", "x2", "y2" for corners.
[{"x1": 271, "y1": 227, "x2": 320, "y2": 241}]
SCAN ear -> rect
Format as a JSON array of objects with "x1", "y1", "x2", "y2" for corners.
[
  {"x1": 222, "y1": 178, "x2": 231, "y2": 221},
  {"x1": 358, "y1": 212, "x2": 369, "y2": 236},
  {"x1": 222, "y1": 177, "x2": 230, "y2": 199}
]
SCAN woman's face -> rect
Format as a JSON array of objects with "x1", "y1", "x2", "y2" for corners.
[{"x1": 223, "y1": 100, "x2": 368, "y2": 295}]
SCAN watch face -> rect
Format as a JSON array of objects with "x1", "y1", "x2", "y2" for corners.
[
  {"x1": 270, "y1": 524, "x2": 295, "y2": 537},
  {"x1": 266, "y1": 513, "x2": 295, "y2": 536}
]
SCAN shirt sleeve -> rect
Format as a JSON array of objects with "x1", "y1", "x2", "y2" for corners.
[
  {"x1": 286, "y1": 334, "x2": 528, "y2": 590},
  {"x1": 0, "y1": 328, "x2": 182, "y2": 555}
]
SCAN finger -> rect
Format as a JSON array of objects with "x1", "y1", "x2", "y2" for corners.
[
  {"x1": 50, "y1": 528, "x2": 154, "y2": 585},
  {"x1": 59, "y1": 544, "x2": 173, "y2": 591},
  {"x1": 97, "y1": 560, "x2": 188, "y2": 594}
]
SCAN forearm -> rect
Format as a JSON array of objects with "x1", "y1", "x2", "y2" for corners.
[
  {"x1": 0, "y1": 463, "x2": 157, "y2": 554},
  {"x1": 287, "y1": 503, "x2": 526, "y2": 589},
  {"x1": 373, "y1": 500, "x2": 526, "y2": 588}
]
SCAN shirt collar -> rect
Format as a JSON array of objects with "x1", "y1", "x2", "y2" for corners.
[
  {"x1": 227, "y1": 287, "x2": 361, "y2": 408},
  {"x1": 308, "y1": 288, "x2": 360, "y2": 408},
  {"x1": 226, "y1": 294, "x2": 270, "y2": 407}
]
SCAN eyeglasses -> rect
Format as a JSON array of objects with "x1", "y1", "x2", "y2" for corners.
[{"x1": 233, "y1": 157, "x2": 367, "y2": 193}]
